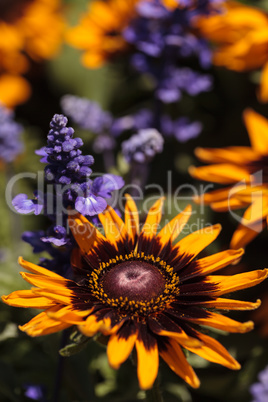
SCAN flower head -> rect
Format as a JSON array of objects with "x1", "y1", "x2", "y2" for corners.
[
  {"x1": 12, "y1": 113, "x2": 124, "y2": 275},
  {"x1": 124, "y1": 0, "x2": 213, "y2": 104},
  {"x1": 190, "y1": 109, "x2": 268, "y2": 249},
  {"x1": 122, "y1": 128, "x2": 164, "y2": 163},
  {"x1": 66, "y1": 0, "x2": 139, "y2": 69},
  {"x1": 3, "y1": 196, "x2": 267, "y2": 389},
  {"x1": 195, "y1": 1, "x2": 268, "y2": 102},
  {"x1": 250, "y1": 365, "x2": 268, "y2": 402},
  {"x1": 0, "y1": 103, "x2": 24, "y2": 163},
  {"x1": 60, "y1": 95, "x2": 113, "y2": 135},
  {"x1": 0, "y1": 0, "x2": 65, "y2": 107}
]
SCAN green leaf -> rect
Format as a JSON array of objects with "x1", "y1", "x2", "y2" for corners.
[{"x1": 59, "y1": 333, "x2": 91, "y2": 357}]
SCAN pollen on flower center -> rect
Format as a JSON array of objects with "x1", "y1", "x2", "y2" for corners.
[{"x1": 102, "y1": 261, "x2": 166, "y2": 302}]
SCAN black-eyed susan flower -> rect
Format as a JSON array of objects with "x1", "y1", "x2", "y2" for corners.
[
  {"x1": 190, "y1": 109, "x2": 268, "y2": 249},
  {"x1": 66, "y1": 0, "x2": 139, "y2": 69},
  {"x1": 195, "y1": 1, "x2": 268, "y2": 102},
  {"x1": 2, "y1": 196, "x2": 268, "y2": 389}
]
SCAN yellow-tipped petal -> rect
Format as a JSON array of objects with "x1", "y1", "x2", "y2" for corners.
[
  {"x1": 1, "y1": 290, "x2": 56, "y2": 309},
  {"x1": 187, "y1": 248, "x2": 244, "y2": 279},
  {"x1": 174, "y1": 224, "x2": 222, "y2": 261},
  {"x1": 135, "y1": 338, "x2": 159, "y2": 390},
  {"x1": 19, "y1": 309, "x2": 71, "y2": 337},
  {"x1": 99, "y1": 206, "x2": 127, "y2": 248},
  {"x1": 157, "y1": 204, "x2": 192, "y2": 245},
  {"x1": 244, "y1": 109, "x2": 268, "y2": 155},
  {"x1": 107, "y1": 330, "x2": 137, "y2": 369},
  {"x1": 194, "y1": 146, "x2": 256, "y2": 164},
  {"x1": 79, "y1": 314, "x2": 107, "y2": 337},
  {"x1": 189, "y1": 164, "x2": 251, "y2": 184},
  {"x1": 47, "y1": 305, "x2": 90, "y2": 325},
  {"x1": 187, "y1": 311, "x2": 254, "y2": 333},
  {"x1": 208, "y1": 269, "x2": 268, "y2": 296},
  {"x1": 141, "y1": 197, "x2": 165, "y2": 240},
  {"x1": 68, "y1": 213, "x2": 105, "y2": 255},
  {"x1": 160, "y1": 339, "x2": 200, "y2": 388},
  {"x1": 124, "y1": 193, "x2": 139, "y2": 239},
  {"x1": 198, "y1": 298, "x2": 261, "y2": 311},
  {"x1": 18, "y1": 257, "x2": 63, "y2": 278},
  {"x1": 183, "y1": 333, "x2": 240, "y2": 370},
  {"x1": 20, "y1": 272, "x2": 70, "y2": 289}
]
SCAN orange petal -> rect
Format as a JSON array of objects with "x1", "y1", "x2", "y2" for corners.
[
  {"x1": 189, "y1": 164, "x2": 251, "y2": 184},
  {"x1": 135, "y1": 337, "x2": 159, "y2": 390},
  {"x1": 79, "y1": 314, "x2": 109, "y2": 337},
  {"x1": 211, "y1": 198, "x2": 249, "y2": 212},
  {"x1": 154, "y1": 328, "x2": 202, "y2": 348},
  {"x1": 183, "y1": 332, "x2": 240, "y2": 370},
  {"x1": 124, "y1": 193, "x2": 139, "y2": 240},
  {"x1": 198, "y1": 297, "x2": 261, "y2": 310},
  {"x1": 157, "y1": 204, "x2": 192, "y2": 245},
  {"x1": 99, "y1": 206, "x2": 127, "y2": 248},
  {"x1": 185, "y1": 248, "x2": 244, "y2": 279},
  {"x1": 207, "y1": 269, "x2": 268, "y2": 296},
  {"x1": 230, "y1": 224, "x2": 261, "y2": 249},
  {"x1": 47, "y1": 305, "x2": 91, "y2": 325},
  {"x1": 68, "y1": 213, "x2": 105, "y2": 255},
  {"x1": 174, "y1": 224, "x2": 222, "y2": 261},
  {"x1": 19, "y1": 308, "x2": 71, "y2": 337},
  {"x1": 1, "y1": 290, "x2": 56, "y2": 309},
  {"x1": 193, "y1": 187, "x2": 234, "y2": 205},
  {"x1": 107, "y1": 330, "x2": 137, "y2": 369},
  {"x1": 149, "y1": 318, "x2": 202, "y2": 347},
  {"x1": 0, "y1": 74, "x2": 31, "y2": 108},
  {"x1": 160, "y1": 338, "x2": 200, "y2": 388},
  {"x1": 20, "y1": 272, "x2": 71, "y2": 289},
  {"x1": 243, "y1": 109, "x2": 268, "y2": 155},
  {"x1": 18, "y1": 257, "x2": 63, "y2": 278},
  {"x1": 230, "y1": 202, "x2": 268, "y2": 249},
  {"x1": 186, "y1": 311, "x2": 254, "y2": 333},
  {"x1": 141, "y1": 198, "x2": 165, "y2": 240},
  {"x1": 31, "y1": 288, "x2": 73, "y2": 305},
  {"x1": 194, "y1": 146, "x2": 257, "y2": 164}
]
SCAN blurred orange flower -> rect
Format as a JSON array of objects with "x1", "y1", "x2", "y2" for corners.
[
  {"x1": 190, "y1": 109, "x2": 268, "y2": 249},
  {"x1": 195, "y1": 1, "x2": 268, "y2": 102},
  {"x1": 66, "y1": 0, "x2": 139, "y2": 69},
  {"x1": 0, "y1": 0, "x2": 65, "y2": 108}
]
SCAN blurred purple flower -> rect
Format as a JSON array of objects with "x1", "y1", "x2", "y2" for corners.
[
  {"x1": 61, "y1": 95, "x2": 113, "y2": 134},
  {"x1": 123, "y1": 0, "x2": 213, "y2": 105},
  {"x1": 122, "y1": 128, "x2": 164, "y2": 163},
  {"x1": 0, "y1": 104, "x2": 24, "y2": 163},
  {"x1": 250, "y1": 366, "x2": 268, "y2": 402},
  {"x1": 93, "y1": 135, "x2": 116, "y2": 153},
  {"x1": 24, "y1": 384, "x2": 46, "y2": 401}
]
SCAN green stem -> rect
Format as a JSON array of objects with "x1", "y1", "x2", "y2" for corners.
[{"x1": 145, "y1": 377, "x2": 163, "y2": 402}]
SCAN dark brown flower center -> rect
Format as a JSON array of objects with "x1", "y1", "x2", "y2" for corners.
[{"x1": 102, "y1": 261, "x2": 166, "y2": 302}]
